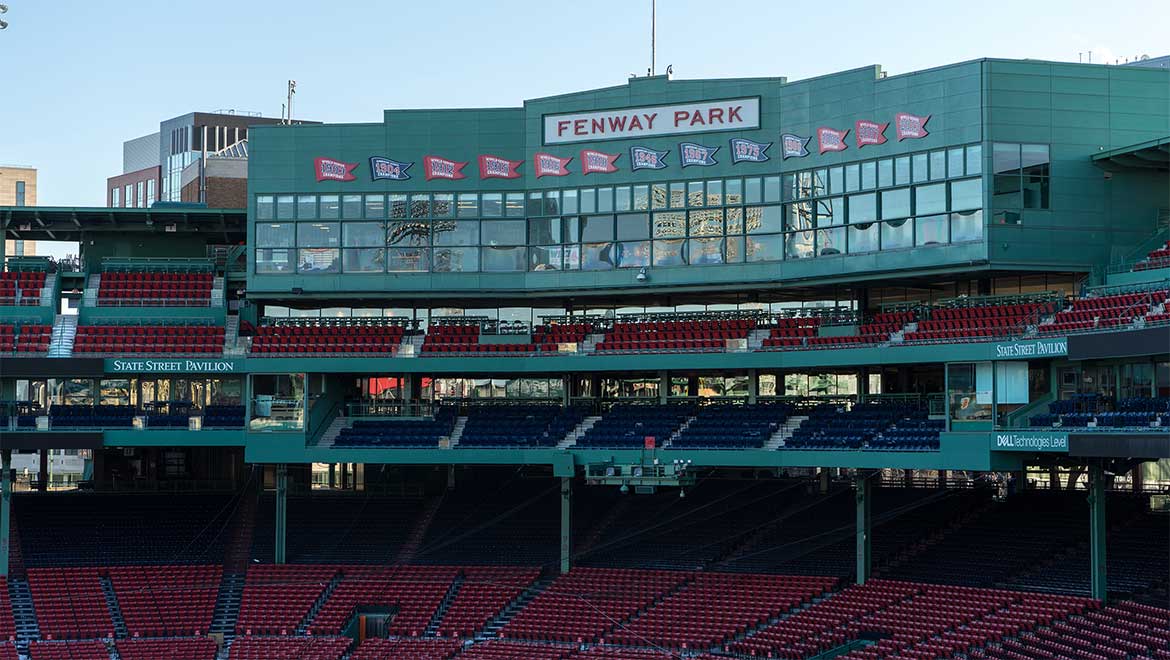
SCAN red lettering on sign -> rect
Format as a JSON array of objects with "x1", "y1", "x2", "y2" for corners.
[
  {"x1": 728, "y1": 105, "x2": 743, "y2": 122},
  {"x1": 557, "y1": 120, "x2": 570, "y2": 137},
  {"x1": 608, "y1": 116, "x2": 627, "y2": 132},
  {"x1": 629, "y1": 115, "x2": 643, "y2": 131},
  {"x1": 592, "y1": 118, "x2": 605, "y2": 134},
  {"x1": 644, "y1": 112, "x2": 657, "y2": 129},
  {"x1": 709, "y1": 108, "x2": 724, "y2": 124},
  {"x1": 674, "y1": 110, "x2": 690, "y2": 127},
  {"x1": 690, "y1": 111, "x2": 705, "y2": 126},
  {"x1": 574, "y1": 119, "x2": 586, "y2": 135}
]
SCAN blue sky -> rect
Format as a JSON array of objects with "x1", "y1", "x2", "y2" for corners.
[{"x1": 1, "y1": 0, "x2": 1166, "y2": 207}]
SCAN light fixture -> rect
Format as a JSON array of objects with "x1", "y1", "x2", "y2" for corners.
[
  {"x1": 636, "y1": 267, "x2": 648, "y2": 282},
  {"x1": 679, "y1": 488, "x2": 686, "y2": 499},
  {"x1": 619, "y1": 483, "x2": 629, "y2": 494}
]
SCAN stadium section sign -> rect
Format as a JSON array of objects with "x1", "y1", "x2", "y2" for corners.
[
  {"x1": 992, "y1": 432, "x2": 1069, "y2": 452},
  {"x1": 993, "y1": 338, "x2": 1067, "y2": 359},
  {"x1": 544, "y1": 98, "x2": 760, "y2": 145},
  {"x1": 108, "y1": 359, "x2": 242, "y2": 374}
]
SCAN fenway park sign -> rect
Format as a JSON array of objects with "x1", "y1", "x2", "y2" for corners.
[{"x1": 543, "y1": 98, "x2": 760, "y2": 145}]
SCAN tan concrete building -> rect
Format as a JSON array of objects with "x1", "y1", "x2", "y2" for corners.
[{"x1": 0, "y1": 165, "x2": 37, "y2": 257}]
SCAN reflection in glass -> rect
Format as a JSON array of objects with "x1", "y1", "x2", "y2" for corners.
[
  {"x1": 343, "y1": 248, "x2": 384, "y2": 272},
  {"x1": 688, "y1": 209, "x2": 723, "y2": 236},
  {"x1": 616, "y1": 241, "x2": 651, "y2": 268},
  {"x1": 725, "y1": 207, "x2": 744, "y2": 234},
  {"x1": 389, "y1": 194, "x2": 408, "y2": 219},
  {"x1": 297, "y1": 222, "x2": 339, "y2": 247},
  {"x1": 433, "y1": 193, "x2": 454, "y2": 218},
  {"x1": 387, "y1": 218, "x2": 429, "y2": 246},
  {"x1": 580, "y1": 215, "x2": 614, "y2": 242},
  {"x1": 724, "y1": 234, "x2": 745, "y2": 262},
  {"x1": 633, "y1": 185, "x2": 649, "y2": 210},
  {"x1": 482, "y1": 246, "x2": 527, "y2": 272},
  {"x1": 785, "y1": 231, "x2": 815, "y2": 259},
  {"x1": 481, "y1": 220, "x2": 526, "y2": 246},
  {"x1": 746, "y1": 234, "x2": 782, "y2": 262},
  {"x1": 950, "y1": 209, "x2": 984, "y2": 242},
  {"x1": 433, "y1": 220, "x2": 478, "y2": 246},
  {"x1": 297, "y1": 195, "x2": 317, "y2": 219},
  {"x1": 848, "y1": 223, "x2": 878, "y2": 254},
  {"x1": 725, "y1": 178, "x2": 743, "y2": 205},
  {"x1": 457, "y1": 193, "x2": 478, "y2": 217},
  {"x1": 433, "y1": 247, "x2": 479, "y2": 272},
  {"x1": 343, "y1": 222, "x2": 384, "y2": 247},
  {"x1": 320, "y1": 195, "x2": 340, "y2": 218},
  {"x1": 365, "y1": 194, "x2": 386, "y2": 218},
  {"x1": 256, "y1": 249, "x2": 293, "y2": 273},
  {"x1": 881, "y1": 188, "x2": 911, "y2": 220},
  {"x1": 915, "y1": 183, "x2": 946, "y2": 215},
  {"x1": 818, "y1": 227, "x2": 845, "y2": 256},
  {"x1": 530, "y1": 246, "x2": 562, "y2": 271},
  {"x1": 276, "y1": 195, "x2": 295, "y2": 219},
  {"x1": 653, "y1": 239, "x2": 687, "y2": 266},
  {"x1": 387, "y1": 247, "x2": 430, "y2": 272},
  {"x1": 652, "y1": 212, "x2": 686, "y2": 238},
  {"x1": 689, "y1": 237, "x2": 724, "y2": 265},
  {"x1": 256, "y1": 223, "x2": 294, "y2": 248},
  {"x1": 561, "y1": 189, "x2": 578, "y2": 215},
  {"x1": 785, "y1": 202, "x2": 813, "y2": 232},
  {"x1": 528, "y1": 218, "x2": 560, "y2": 245},
  {"x1": 481, "y1": 193, "x2": 502, "y2": 216},
  {"x1": 342, "y1": 195, "x2": 362, "y2": 218},
  {"x1": 916, "y1": 214, "x2": 948, "y2": 246},
  {"x1": 951, "y1": 178, "x2": 983, "y2": 211},
  {"x1": 298, "y1": 248, "x2": 340, "y2": 273},
  {"x1": 257, "y1": 195, "x2": 275, "y2": 220},
  {"x1": 582, "y1": 242, "x2": 615, "y2": 270},
  {"x1": 881, "y1": 219, "x2": 913, "y2": 250},
  {"x1": 848, "y1": 193, "x2": 877, "y2": 223}
]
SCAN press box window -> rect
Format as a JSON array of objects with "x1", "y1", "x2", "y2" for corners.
[{"x1": 257, "y1": 223, "x2": 294, "y2": 248}]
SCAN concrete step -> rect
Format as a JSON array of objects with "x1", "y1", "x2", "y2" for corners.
[
  {"x1": 765, "y1": 415, "x2": 808, "y2": 449},
  {"x1": 47, "y1": 314, "x2": 78, "y2": 357},
  {"x1": 557, "y1": 416, "x2": 601, "y2": 449}
]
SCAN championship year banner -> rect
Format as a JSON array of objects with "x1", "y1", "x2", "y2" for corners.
[{"x1": 543, "y1": 97, "x2": 760, "y2": 145}]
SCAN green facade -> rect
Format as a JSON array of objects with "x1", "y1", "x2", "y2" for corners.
[{"x1": 247, "y1": 59, "x2": 1169, "y2": 300}]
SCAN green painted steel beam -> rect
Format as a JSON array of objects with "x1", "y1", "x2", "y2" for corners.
[
  {"x1": 274, "y1": 464, "x2": 288, "y2": 565},
  {"x1": 560, "y1": 477, "x2": 571, "y2": 575},
  {"x1": 1088, "y1": 464, "x2": 1107, "y2": 602},
  {"x1": 0, "y1": 450, "x2": 10, "y2": 579},
  {"x1": 856, "y1": 472, "x2": 872, "y2": 585}
]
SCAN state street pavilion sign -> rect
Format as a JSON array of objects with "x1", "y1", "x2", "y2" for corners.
[
  {"x1": 543, "y1": 98, "x2": 760, "y2": 145},
  {"x1": 993, "y1": 338, "x2": 1068, "y2": 359},
  {"x1": 108, "y1": 358, "x2": 242, "y2": 374}
]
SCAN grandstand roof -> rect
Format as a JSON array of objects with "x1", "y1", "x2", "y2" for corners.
[
  {"x1": 1091, "y1": 135, "x2": 1170, "y2": 172},
  {"x1": 0, "y1": 205, "x2": 246, "y2": 242}
]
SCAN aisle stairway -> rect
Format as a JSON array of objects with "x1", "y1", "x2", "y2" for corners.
[
  {"x1": 8, "y1": 578, "x2": 40, "y2": 642},
  {"x1": 209, "y1": 573, "x2": 245, "y2": 638},
  {"x1": 395, "y1": 496, "x2": 443, "y2": 564},
  {"x1": 557, "y1": 416, "x2": 600, "y2": 449},
  {"x1": 765, "y1": 415, "x2": 808, "y2": 449},
  {"x1": 423, "y1": 574, "x2": 464, "y2": 637},
  {"x1": 46, "y1": 314, "x2": 78, "y2": 357},
  {"x1": 446, "y1": 416, "x2": 468, "y2": 447},
  {"x1": 99, "y1": 575, "x2": 129, "y2": 639},
  {"x1": 478, "y1": 573, "x2": 554, "y2": 639}
]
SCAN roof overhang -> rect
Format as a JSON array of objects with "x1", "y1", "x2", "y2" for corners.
[{"x1": 1091, "y1": 136, "x2": 1170, "y2": 172}]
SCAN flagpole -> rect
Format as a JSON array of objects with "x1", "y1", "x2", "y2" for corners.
[{"x1": 651, "y1": 0, "x2": 656, "y2": 75}]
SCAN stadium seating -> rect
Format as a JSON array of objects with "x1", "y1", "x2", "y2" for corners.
[
  {"x1": 107, "y1": 565, "x2": 221, "y2": 636},
  {"x1": 349, "y1": 637, "x2": 463, "y2": 659},
  {"x1": 805, "y1": 311, "x2": 914, "y2": 347},
  {"x1": 97, "y1": 269, "x2": 213, "y2": 306},
  {"x1": 1031, "y1": 396, "x2": 1169, "y2": 429},
  {"x1": 26, "y1": 568, "x2": 114, "y2": 639},
  {"x1": 457, "y1": 404, "x2": 587, "y2": 448},
  {"x1": 596, "y1": 318, "x2": 753, "y2": 352},
  {"x1": 14, "y1": 324, "x2": 51, "y2": 353},
  {"x1": 499, "y1": 567, "x2": 687, "y2": 643},
  {"x1": 903, "y1": 302, "x2": 1045, "y2": 342},
  {"x1": 115, "y1": 637, "x2": 218, "y2": 660},
  {"x1": 250, "y1": 320, "x2": 406, "y2": 355},
  {"x1": 973, "y1": 601, "x2": 1170, "y2": 660},
  {"x1": 576, "y1": 402, "x2": 696, "y2": 448},
  {"x1": 228, "y1": 636, "x2": 350, "y2": 660},
  {"x1": 27, "y1": 640, "x2": 109, "y2": 660},
  {"x1": 307, "y1": 565, "x2": 459, "y2": 636},
  {"x1": 759, "y1": 316, "x2": 821, "y2": 349},
  {"x1": 532, "y1": 322, "x2": 592, "y2": 350},
  {"x1": 0, "y1": 585, "x2": 16, "y2": 642},
  {"x1": 250, "y1": 494, "x2": 429, "y2": 564},
  {"x1": 333, "y1": 407, "x2": 457, "y2": 447},
  {"x1": 0, "y1": 270, "x2": 47, "y2": 306},
  {"x1": 1133, "y1": 240, "x2": 1170, "y2": 271},
  {"x1": 203, "y1": 404, "x2": 246, "y2": 428},
  {"x1": 783, "y1": 402, "x2": 940, "y2": 450},
  {"x1": 73, "y1": 324, "x2": 224, "y2": 354},
  {"x1": 445, "y1": 640, "x2": 573, "y2": 660},
  {"x1": 433, "y1": 566, "x2": 540, "y2": 637},
  {"x1": 606, "y1": 573, "x2": 835, "y2": 649},
  {"x1": 421, "y1": 324, "x2": 543, "y2": 355},
  {"x1": 669, "y1": 402, "x2": 791, "y2": 449},
  {"x1": 16, "y1": 493, "x2": 234, "y2": 566},
  {"x1": 236, "y1": 565, "x2": 338, "y2": 635},
  {"x1": 1039, "y1": 290, "x2": 1168, "y2": 335},
  {"x1": 48, "y1": 404, "x2": 136, "y2": 428},
  {"x1": 0, "y1": 324, "x2": 13, "y2": 352}
]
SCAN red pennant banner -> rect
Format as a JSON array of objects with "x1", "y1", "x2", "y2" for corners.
[
  {"x1": 423, "y1": 155, "x2": 468, "y2": 181},
  {"x1": 478, "y1": 154, "x2": 523, "y2": 180},
  {"x1": 816, "y1": 127, "x2": 850, "y2": 154},
  {"x1": 314, "y1": 157, "x2": 358, "y2": 182},
  {"x1": 533, "y1": 152, "x2": 572, "y2": 178},
  {"x1": 580, "y1": 149, "x2": 620, "y2": 175},
  {"x1": 895, "y1": 113, "x2": 931, "y2": 140},
  {"x1": 855, "y1": 120, "x2": 889, "y2": 148}
]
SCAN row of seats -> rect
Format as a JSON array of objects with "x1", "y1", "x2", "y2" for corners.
[
  {"x1": 577, "y1": 403, "x2": 696, "y2": 448},
  {"x1": 783, "y1": 403, "x2": 940, "y2": 451},
  {"x1": 1133, "y1": 240, "x2": 1170, "y2": 271},
  {"x1": 73, "y1": 324, "x2": 224, "y2": 354},
  {"x1": 107, "y1": 565, "x2": 221, "y2": 637},
  {"x1": 97, "y1": 270, "x2": 213, "y2": 306},
  {"x1": 458, "y1": 405, "x2": 588, "y2": 448},
  {"x1": 1032, "y1": 396, "x2": 1170, "y2": 429},
  {"x1": 1039, "y1": 290, "x2": 1168, "y2": 335},
  {"x1": 670, "y1": 402, "x2": 792, "y2": 449},
  {"x1": 1, "y1": 323, "x2": 51, "y2": 352},
  {"x1": 251, "y1": 323, "x2": 406, "y2": 355},
  {"x1": 596, "y1": 319, "x2": 753, "y2": 353},
  {"x1": 0, "y1": 270, "x2": 46, "y2": 306},
  {"x1": 333, "y1": 408, "x2": 458, "y2": 447}
]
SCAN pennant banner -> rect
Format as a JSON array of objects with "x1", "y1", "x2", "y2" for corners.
[
  {"x1": 630, "y1": 146, "x2": 669, "y2": 171},
  {"x1": 855, "y1": 120, "x2": 889, "y2": 148},
  {"x1": 423, "y1": 155, "x2": 468, "y2": 181},
  {"x1": 678, "y1": 142, "x2": 720, "y2": 167},
  {"x1": 369, "y1": 157, "x2": 412, "y2": 181},
  {"x1": 533, "y1": 152, "x2": 572, "y2": 178},
  {"x1": 478, "y1": 154, "x2": 523, "y2": 180},
  {"x1": 780, "y1": 134, "x2": 811, "y2": 160},
  {"x1": 895, "y1": 112, "x2": 931, "y2": 140},
  {"x1": 580, "y1": 149, "x2": 620, "y2": 175},
  {"x1": 729, "y1": 138, "x2": 771, "y2": 163},
  {"x1": 816, "y1": 127, "x2": 850, "y2": 154},
  {"x1": 314, "y1": 157, "x2": 358, "y2": 182}
]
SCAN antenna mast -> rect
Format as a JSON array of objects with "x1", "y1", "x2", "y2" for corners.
[{"x1": 651, "y1": 0, "x2": 656, "y2": 75}]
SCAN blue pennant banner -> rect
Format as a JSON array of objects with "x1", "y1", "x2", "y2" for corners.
[
  {"x1": 630, "y1": 146, "x2": 669, "y2": 171},
  {"x1": 729, "y1": 138, "x2": 772, "y2": 163},
  {"x1": 369, "y1": 157, "x2": 413, "y2": 181},
  {"x1": 678, "y1": 142, "x2": 720, "y2": 167}
]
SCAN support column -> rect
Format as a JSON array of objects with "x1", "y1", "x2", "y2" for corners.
[
  {"x1": 856, "y1": 472, "x2": 872, "y2": 585},
  {"x1": 274, "y1": 464, "x2": 288, "y2": 564},
  {"x1": 1088, "y1": 464, "x2": 1107, "y2": 602},
  {"x1": 747, "y1": 369, "x2": 759, "y2": 404},
  {"x1": 559, "y1": 477, "x2": 571, "y2": 575},
  {"x1": 1, "y1": 450, "x2": 11, "y2": 579},
  {"x1": 658, "y1": 371, "x2": 669, "y2": 404},
  {"x1": 38, "y1": 450, "x2": 49, "y2": 492}
]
